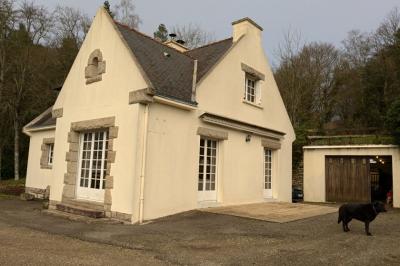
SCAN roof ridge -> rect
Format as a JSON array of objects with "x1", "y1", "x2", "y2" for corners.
[
  {"x1": 114, "y1": 21, "x2": 196, "y2": 60},
  {"x1": 186, "y1": 37, "x2": 233, "y2": 53}
]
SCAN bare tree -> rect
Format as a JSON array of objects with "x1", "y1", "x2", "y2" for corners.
[
  {"x1": 275, "y1": 28, "x2": 340, "y2": 129},
  {"x1": 0, "y1": 0, "x2": 16, "y2": 180},
  {"x1": 274, "y1": 28, "x2": 308, "y2": 128},
  {"x1": 5, "y1": 1, "x2": 52, "y2": 180},
  {"x1": 342, "y1": 30, "x2": 374, "y2": 68},
  {"x1": 171, "y1": 23, "x2": 215, "y2": 49},
  {"x1": 53, "y1": 5, "x2": 91, "y2": 47},
  {"x1": 114, "y1": 0, "x2": 141, "y2": 29},
  {"x1": 374, "y1": 7, "x2": 400, "y2": 48},
  {"x1": 18, "y1": 1, "x2": 52, "y2": 45}
]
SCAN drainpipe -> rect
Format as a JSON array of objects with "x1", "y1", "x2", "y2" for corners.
[{"x1": 138, "y1": 103, "x2": 149, "y2": 224}]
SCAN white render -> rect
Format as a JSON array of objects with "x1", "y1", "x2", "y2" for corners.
[
  {"x1": 303, "y1": 145, "x2": 400, "y2": 208},
  {"x1": 25, "y1": 130, "x2": 55, "y2": 190},
  {"x1": 23, "y1": 8, "x2": 295, "y2": 223}
]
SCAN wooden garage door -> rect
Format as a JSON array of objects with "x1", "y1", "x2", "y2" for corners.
[{"x1": 326, "y1": 156, "x2": 371, "y2": 202}]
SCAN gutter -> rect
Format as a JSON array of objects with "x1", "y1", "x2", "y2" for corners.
[
  {"x1": 138, "y1": 103, "x2": 149, "y2": 224},
  {"x1": 23, "y1": 125, "x2": 56, "y2": 137},
  {"x1": 153, "y1": 96, "x2": 197, "y2": 111}
]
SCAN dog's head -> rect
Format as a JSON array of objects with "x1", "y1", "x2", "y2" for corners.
[{"x1": 373, "y1": 201, "x2": 387, "y2": 213}]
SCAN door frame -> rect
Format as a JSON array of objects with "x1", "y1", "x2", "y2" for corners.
[
  {"x1": 263, "y1": 148, "x2": 274, "y2": 199},
  {"x1": 76, "y1": 131, "x2": 108, "y2": 202},
  {"x1": 197, "y1": 137, "x2": 219, "y2": 202}
]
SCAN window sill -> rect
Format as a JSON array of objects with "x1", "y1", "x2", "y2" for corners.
[
  {"x1": 243, "y1": 100, "x2": 263, "y2": 109},
  {"x1": 40, "y1": 165, "x2": 53, "y2": 170}
]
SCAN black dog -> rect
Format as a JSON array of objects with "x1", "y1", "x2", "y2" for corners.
[{"x1": 338, "y1": 201, "x2": 386, "y2": 236}]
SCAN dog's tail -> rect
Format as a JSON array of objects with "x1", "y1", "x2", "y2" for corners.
[{"x1": 338, "y1": 213, "x2": 342, "y2": 224}]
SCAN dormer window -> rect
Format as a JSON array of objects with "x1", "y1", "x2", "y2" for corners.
[{"x1": 241, "y1": 63, "x2": 265, "y2": 107}]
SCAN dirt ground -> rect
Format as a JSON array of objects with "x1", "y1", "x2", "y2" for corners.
[{"x1": 1, "y1": 198, "x2": 400, "y2": 265}]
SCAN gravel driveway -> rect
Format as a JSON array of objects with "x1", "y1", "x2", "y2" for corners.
[{"x1": 0, "y1": 198, "x2": 399, "y2": 265}]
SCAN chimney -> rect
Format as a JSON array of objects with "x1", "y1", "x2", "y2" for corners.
[
  {"x1": 232, "y1": 17, "x2": 263, "y2": 42},
  {"x1": 164, "y1": 40, "x2": 189, "y2": 52}
]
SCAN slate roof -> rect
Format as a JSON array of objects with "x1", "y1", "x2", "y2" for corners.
[
  {"x1": 25, "y1": 107, "x2": 56, "y2": 130},
  {"x1": 26, "y1": 22, "x2": 234, "y2": 130},
  {"x1": 186, "y1": 38, "x2": 233, "y2": 82},
  {"x1": 116, "y1": 23, "x2": 196, "y2": 104},
  {"x1": 115, "y1": 22, "x2": 233, "y2": 104}
]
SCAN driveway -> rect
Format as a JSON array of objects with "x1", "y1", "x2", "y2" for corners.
[
  {"x1": 201, "y1": 202, "x2": 337, "y2": 223},
  {"x1": 1, "y1": 198, "x2": 400, "y2": 265}
]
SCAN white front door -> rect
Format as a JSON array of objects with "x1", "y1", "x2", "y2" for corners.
[
  {"x1": 76, "y1": 131, "x2": 108, "y2": 202},
  {"x1": 263, "y1": 148, "x2": 273, "y2": 198},
  {"x1": 198, "y1": 138, "x2": 218, "y2": 202}
]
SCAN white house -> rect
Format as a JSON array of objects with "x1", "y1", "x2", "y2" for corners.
[{"x1": 23, "y1": 8, "x2": 295, "y2": 223}]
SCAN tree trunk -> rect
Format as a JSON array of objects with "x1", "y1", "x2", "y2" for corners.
[
  {"x1": 14, "y1": 117, "x2": 19, "y2": 181},
  {"x1": 0, "y1": 144, "x2": 2, "y2": 181}
]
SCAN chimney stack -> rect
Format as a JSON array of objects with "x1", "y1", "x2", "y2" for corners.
[{"x1": 232, "y1": 17, "x2": 263, "y2": 42}]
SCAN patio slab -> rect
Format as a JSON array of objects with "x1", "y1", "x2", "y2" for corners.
[{"x1": 201, "y1": 202, "x2": 338, "y2": 223}]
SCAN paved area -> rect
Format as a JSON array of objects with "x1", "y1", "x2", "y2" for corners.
[
  {"x1": 0, "y1": 221, "x2": 163, "y2": 266},
  {"x1": 202, "y1": 202, "x2": 338, "y2": 223},
  {"x1": 1, "y1": 198, "x2": 400, "y2": 265}
]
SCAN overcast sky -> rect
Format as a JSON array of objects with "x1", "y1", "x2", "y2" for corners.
[{"x1": 35, "y1": 0, "x2": 399, "y2": 65}]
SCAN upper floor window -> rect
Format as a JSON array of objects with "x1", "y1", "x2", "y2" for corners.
[
  {"x1": 245, "y1": 74, "x2": 258, "y2": 103},
  {"x1": 241, "y1": 63, "x2": 265, "y2": 106}
]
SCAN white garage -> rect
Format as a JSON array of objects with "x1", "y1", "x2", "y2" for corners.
[{"x1": 303, "y1": 144, "x2": 400, "y2": 208}]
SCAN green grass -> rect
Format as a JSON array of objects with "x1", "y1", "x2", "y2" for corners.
[
  {"x1": 0, "y1": 178, "x2": 26, "y2": 186},
  {"x1": 0, "y1": 178, "x2": 25, "y2": 199}
]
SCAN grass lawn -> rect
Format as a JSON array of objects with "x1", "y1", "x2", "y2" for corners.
[{"x1": 0, "y1": 178, "x2": 25, "y2": 198}]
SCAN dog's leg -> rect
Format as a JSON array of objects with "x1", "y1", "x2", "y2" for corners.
[
  {"x1": 365, "y1": 222, "x2": 372, "y2": 236},
  {"x1": 342, "y1": 221, "x2": 347, "y2": 232}
]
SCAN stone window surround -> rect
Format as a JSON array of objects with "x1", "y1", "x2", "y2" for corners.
[
  {"x1": 85, "y1": 49, "x2": 106, "y2": 85},
  {"x1": 40, "y1": 138, "x2": 55, "y2": 169},
  {"x1": 261, "y1": 138, "x2": 281, "y2": 150},
  {"x1": 197, "y1": 127, "x2": 228, "y2": 140},
  {"x1": 241, "y1": 63, "x2": 265, "y2": 81},
  {"x1": 61, "y1": 117, "x2": 118, "y2": 217}
]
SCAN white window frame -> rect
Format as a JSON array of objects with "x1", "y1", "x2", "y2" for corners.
[
  {"x1": 264, "y1": 148, "x2": 273, "y2": 198},
  {"x1": 47, "y1": 143, "x2": 54, "y2": 166},
  {"x1": 198, "y1": 137, "x2": 218, "y2": 202},
  {"x1": 244, "y1": 74, "x2": 261, "y2": 105},
  {"x1": 76, "y1": 131, "x2": 108, "y2": 202}
]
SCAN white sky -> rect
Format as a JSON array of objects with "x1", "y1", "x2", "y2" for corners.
[{"x1": 35, "y1": 0, "x2": 399, "y2": 65}]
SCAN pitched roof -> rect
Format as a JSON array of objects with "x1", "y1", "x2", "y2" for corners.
[
  {"x1": 25, "y1": 22, "x2": 235, "y2": 131},
  {"x1": 115, "y1": 22, "x2": 233, "y2": 104},
  {"x1": 25, "y1": 107, "x2": 56, "y2": 131},
  {"x1": 186, "y1": 38, "x2": 233, "y2": 82},
  {"x1": 116, "y1": 23, "x2": 196, "y2": 104}
]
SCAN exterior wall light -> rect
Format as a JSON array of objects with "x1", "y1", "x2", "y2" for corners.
[{"x1": 246, "y1": 134, "x2": 251, "y2": 142}]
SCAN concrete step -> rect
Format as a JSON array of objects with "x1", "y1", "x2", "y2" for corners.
[
  {"x1": 43, "y1": 210, "x2": 122, "y2": 224},
  {"x1": 62, "y1": 198, "x2": 105, "y2": 211},
  {"x1": 56, "y1": 203, "x2": 105, "y2": 219}
]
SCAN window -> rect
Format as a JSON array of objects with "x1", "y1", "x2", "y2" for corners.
[
  {"x1": 245, "y1": 74, "x2": 259, "y2": 104},
  {"x1": 264, "y1": 149, "x2": 272, "y2": 190},
  {"x1": 47, "y1": 144, "x2": 54, "y2": 165},
  {"x1": 198, "y1": 138, "x2": 217, "y2": 192},
  {"x1": 78, "y1": 131, "x2": 109, "y2": 190}
]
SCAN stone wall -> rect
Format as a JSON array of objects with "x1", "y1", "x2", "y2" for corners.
[{"x1": 292, "y1": 159, "x2": 303, "y2": 190}]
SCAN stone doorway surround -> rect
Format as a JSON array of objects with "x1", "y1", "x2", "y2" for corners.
[{"x1": 60, "y1": 117, "x2": 120, "y2": 219}]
